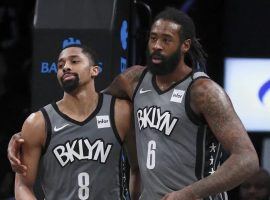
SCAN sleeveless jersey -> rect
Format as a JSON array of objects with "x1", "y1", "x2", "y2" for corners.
[
  {"x1": 39, "y1": 94, "x2": 126, "y2": 200},
  {"x1": 133, "y1": 70, "x2": 228, "y2": 200}
]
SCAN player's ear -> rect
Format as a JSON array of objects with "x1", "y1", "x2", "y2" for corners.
[
  {"x1": 181, "y1": 39, "x2": 191, "y2": 53},
  {"x1": 90, "y1": 65, "x2": 99, "y2": 78}
]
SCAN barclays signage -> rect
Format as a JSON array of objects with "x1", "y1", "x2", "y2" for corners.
[
  {"x1": 62, "y1": 37, "x2": 81, "y2": 49},
  {"x1": 119, "y1": 20, "x2": 128, "y2": 72},
  {"x1": 120, "y1": 20, "x2": 128, "y2": 50},
  {"x1": 40, "y1": 62, "x2": 57, "y2": 73}
]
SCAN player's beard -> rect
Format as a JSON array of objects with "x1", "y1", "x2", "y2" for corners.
[
  {"x1": 60, "y1": 74, "x2": 80, "y2": 93},
  {"x1": 146, "y1": 46, "x2": 181, "y2": 75}
]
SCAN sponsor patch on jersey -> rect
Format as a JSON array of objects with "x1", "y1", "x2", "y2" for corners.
[
  {"x1": 170, "y1": 89, "x2": 185, "y2": 103},
  {"x1": 96, "y1": 115, "x2": 111, "y2": 128}
]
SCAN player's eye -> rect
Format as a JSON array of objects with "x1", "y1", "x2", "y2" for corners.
[
  {"x1": 150, "y1": 35, "x2": 157, "y2": 42},
  {"x1": 163, "y1": 37, "x2": 172, "y2": 44},
  {"x1": 57, "y1": 63, "x2": 64, "y2": 69},
  {"x1": 72, "y1": 60, "x2": 80, "y2": 64}
]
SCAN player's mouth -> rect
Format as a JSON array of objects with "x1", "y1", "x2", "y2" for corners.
[
  {"x1": 62, "y1": 73, "x2": 77, "y2": 81},
  {"x1": 151, "y1": 55, "x2": 164, "y2": 64}
]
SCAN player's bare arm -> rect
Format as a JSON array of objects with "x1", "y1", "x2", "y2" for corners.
[
  {"x1": 187, "y1": 78, "x2": 259, "y2": 198},
  {"x1": 15, "y1": 112, "x2": 46, "y2": 200},
  {"x1": 103, "y1": 65, "x2": 145, "y2": 100},
  {"x1": 115, "y1": 99, "x2": 140, "y2": 200}
]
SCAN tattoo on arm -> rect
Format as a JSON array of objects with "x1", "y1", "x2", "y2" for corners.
[
  {"x1": 189, "y1": 79, "x2": 258, "y2": 197},
  {"x1": 193, "y1": 82, "x2": 245, "y2": 149},
  {"x1": 103, "y1": 65, "x2": 145, "y2": 99},
  {"x1": 124, "y1": 66, "x2": 145, "y2": 82}
]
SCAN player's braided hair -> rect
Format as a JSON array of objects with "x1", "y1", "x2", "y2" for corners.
[{"x1": 153, "y1": 7, "x2": 207, "y2": 71}]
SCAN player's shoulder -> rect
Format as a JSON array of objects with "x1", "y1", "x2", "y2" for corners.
[
  {"x1": 24, "y1": 111, "x2": 45, "y2": 128},
  {"x1": 190, "y1": 77, "x2": 224, "y2": 95},
  {"x1": 190, "y1": 77, "x2": 229, "y2": 111},
  {"x1": 22, "y1": 111, "x2": 46, "y2": 145}
]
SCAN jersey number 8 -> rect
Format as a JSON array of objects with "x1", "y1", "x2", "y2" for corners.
[{"x1": 78, "y1": 172, "x2": 90, "y2": 200}]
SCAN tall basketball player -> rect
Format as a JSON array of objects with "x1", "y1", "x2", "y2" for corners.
[
  {"x1": 105, "y1": 7, "x2": 259, "y2": 200},
  {"x1": 14, "y1": 45, "x2": 140, "y2": 200}
]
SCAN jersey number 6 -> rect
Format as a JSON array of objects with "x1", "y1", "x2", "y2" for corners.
[{"x1": 146, "y1": 140, "x2": 156, "y2": 169}]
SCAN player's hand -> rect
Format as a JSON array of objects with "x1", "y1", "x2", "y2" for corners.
[
  {"x1": 7, "y1": 132, "x2": 27, "y2": 175},
  {"x1": 161, "y1": 188, "x2": 202, "y2": 200},
  {"x1": 161, "y1": 191, "x2": 188, "y2": 200}
]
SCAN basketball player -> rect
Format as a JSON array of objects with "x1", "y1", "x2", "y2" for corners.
[
  {"x1": 14, "y1": 45, "x2": 140, "y2": 199},
  {"x1": 105, "y1": 7, "x2": 259, "y2": 200},
  {"x1": 9, "y1": 7, "x2": 258, "y2": 200}
]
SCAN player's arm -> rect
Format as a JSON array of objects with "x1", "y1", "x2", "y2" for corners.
[
  {"x1": 187, "y1": 79, "x2": 259, "y2": 198},
  {"x1": 7, "y1": 132, "x2": 27, "y2": 175},
  {"x1": 114, "y1": 99, "x2": 141, "y2": 200},
  {"x1": 15, "y1": 111, "x2": 46, "y2": 200},
  {"x1": 102, "y1": 65, "x2": 145, "y2": 100}
]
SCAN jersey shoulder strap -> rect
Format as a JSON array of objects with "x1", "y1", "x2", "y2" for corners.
[
  {"x1": 40, "y1": 104, "x2": 53, "y2": 155},
  {"x1": 192, "y1": 71, "x2": 209, "y2": 80},
  {"x1": 185, "y1": 71, "x2": 210, "y2": 125}
]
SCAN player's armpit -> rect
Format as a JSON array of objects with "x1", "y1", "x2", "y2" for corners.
[{"x1": 15, "y1": 111, "x2": 46, "y2": 200}]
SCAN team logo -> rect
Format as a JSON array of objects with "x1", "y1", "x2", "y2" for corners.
[
  {"x1": 53, "y1": 138, "x2": 113, "y2": 167},
  {"x1": 137, "y1": 106, "x2": 179, "y2": 136},
  {"x1": 96, "y1": 115, "x2": 111, "y2": 128}
]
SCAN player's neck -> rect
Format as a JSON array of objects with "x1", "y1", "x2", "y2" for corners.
[
  {"x1": 155, "y1": 62, "x2": 192, "y2": 91},
  {"x1": 59, "y1": 84, "x2": 99, "y2": 120}
]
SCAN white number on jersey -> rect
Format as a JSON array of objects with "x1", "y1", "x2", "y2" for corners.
[
  {"x1": 78, "y1": 172, "x2": 90, "y2": 200},
  {"x1": 146, "y1": 140, "x2": 156, "y2": 169}
]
